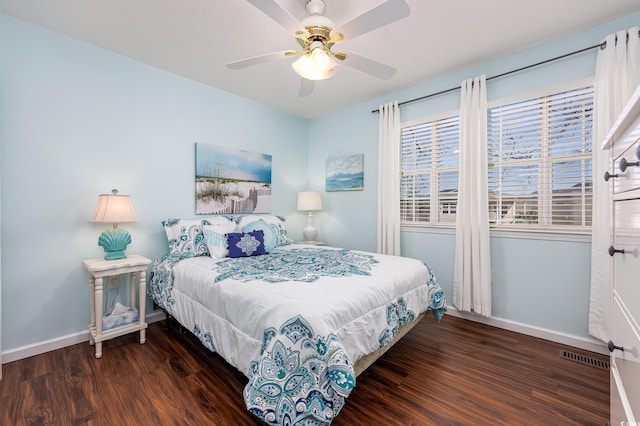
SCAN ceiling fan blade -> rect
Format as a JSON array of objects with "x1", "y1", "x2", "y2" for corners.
[
  {"x1": 341, "y1": 51, "x2": 396, "y2": 80},
  {"x1": 226, "y1": 50, "x2": 292, "y2": 70},
  {"x1": 298, "y1": 79, "x2": 315, "y2": 97},
  {"x1": 246, "y1": 0, "x2": 301, "y2": 34},
  {"x1": 333, "y1": 0, "x2": 410, "y2": 40}
]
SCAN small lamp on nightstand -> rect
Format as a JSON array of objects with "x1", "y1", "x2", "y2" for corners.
[
  {"x1": 89, "y1": 189, "x2": 138, "y2": 260},
  {"x1": 297, "y1": 191, "x2": 322, "y2": 243}
]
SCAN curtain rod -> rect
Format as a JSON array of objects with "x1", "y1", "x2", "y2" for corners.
[{"x1": 371, "y1": 41, "x2": 605, "y2": 114}]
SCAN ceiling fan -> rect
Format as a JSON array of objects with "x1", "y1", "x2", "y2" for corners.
[{"x1": 227, "y1": 0, "x2": 410, "y2": 97}]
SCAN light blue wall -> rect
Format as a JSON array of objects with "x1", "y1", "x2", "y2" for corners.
[
  {"x1": 309, "y1": 12, "x2": 640, "y2": 340},
  {"x1": 0, "y1": 15, "x2": 309, "y2": 351},
  {"x1": 1, "y1": 11, "x2": 639, "y2": 354}
]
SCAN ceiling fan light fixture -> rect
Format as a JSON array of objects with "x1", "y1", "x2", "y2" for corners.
[
  {"x1": 230, "y1": 0, "x2": 409, "y2": 95},
  {"x1": 292, "y1": 45, "x2": 339, "y2": 80},
  {"x1": 310, "y1": 46, "x2": 329, "y2": 67}
]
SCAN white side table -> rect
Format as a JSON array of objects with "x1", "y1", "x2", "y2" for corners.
[{"x1": 82, "y1": 255, "x2": 151, "y2": 358}]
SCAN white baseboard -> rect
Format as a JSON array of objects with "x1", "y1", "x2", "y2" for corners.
[
  {"x1": 445, "y1": 307, "x2": 609, "y2": 356},
  {"x1": 1, "y1": 310, "x2": 166, "y2": 364},
  {"x1": 2, "y1": 308, "x2": 609, "y2": 364}
]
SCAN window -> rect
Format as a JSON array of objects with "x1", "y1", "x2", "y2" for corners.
[
  {"x1": 487, "y1": 82, "x2": 593, "y2": 229},
  {"x1": 400, "y1": 79, "x2": 594, "y2": 232},
  {"x1": 400, "y1": 114, "x2": 459, "y2": 224}
]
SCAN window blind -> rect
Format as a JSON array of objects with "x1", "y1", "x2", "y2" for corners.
[
  {"x1": 399, "y1": 79, "x2": 594, "y2": 232},
  {"x1": 400, "y1": 114, "x2": 459, "y2": 224},
  {"x1": 487, "y1": 83, "x2": 594, "y2": 229}
]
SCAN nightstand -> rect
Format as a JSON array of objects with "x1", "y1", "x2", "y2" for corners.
[{"x1": 82, "y1": 255, "x2": 151, "y2": 358}]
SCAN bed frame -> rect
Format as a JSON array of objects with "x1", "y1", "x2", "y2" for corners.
[
  {"x1": 353, "y1": 312, "x2": 425, "y2": 376},
  {"x1": 157, "y1": 304, "x2": 425, "y2": 378}
]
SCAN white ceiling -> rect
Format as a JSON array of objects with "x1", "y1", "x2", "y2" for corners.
[{"x1": 1, "y1": 0, "x2": 639, "y2": 119}]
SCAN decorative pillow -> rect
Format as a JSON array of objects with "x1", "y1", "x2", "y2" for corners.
[
  {"x1": 162, "y1": 216, "x2": 235, "y2": 259},
  {"x1": 227, "y1": 230, "x2": 266, "y2": 258},
  {"x1": 241, "y1": 220, "x2": 278, "y2": 252},
  {"x1": 201, "y1": 216, "x2": 237, "y2": 227},
  {"x1": 202, "y1": 230, "x2": 229, "y2": 259},
  {"x1": 202, "y1": 220, "x2": 237, "y2": 258},
  {"x1": 235, "y1": 215, "x2": 293, "y2": 248},
  {"x1": 161, "y1": 219, "x2": 209, "y2": 258}
]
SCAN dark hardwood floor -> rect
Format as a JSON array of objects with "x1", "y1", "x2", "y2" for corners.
[{"x1": 0, "y1": 314, "x2": 609, "y2": 425}]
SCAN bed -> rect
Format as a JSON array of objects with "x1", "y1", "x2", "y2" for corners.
[{"x1": 148, "y1": 214, "x2": 446, "y2": 425}]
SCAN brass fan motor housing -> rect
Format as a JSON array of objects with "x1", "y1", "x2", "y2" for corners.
[
  {"x1": 296, "y1": 26, "x2": 345, "y2": 58},
  {"x1": 306, "y1": 25, "x2": 331, "y2": 42}
]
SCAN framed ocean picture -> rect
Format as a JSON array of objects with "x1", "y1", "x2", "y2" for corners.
[
  {"x1": 195, "y1": 143, "x2": 272, "y2": 214},
  {"x1": 326, "y1": 154, "x2": 364, "y2": 192}
]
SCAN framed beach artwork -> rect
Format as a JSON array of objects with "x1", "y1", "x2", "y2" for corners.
[
  {"x1": 195, "y1": 143, "x2": 272, "y2": 214},
  {"x1": 326, "y1": 154, "x2": 364, "y2": 192}
]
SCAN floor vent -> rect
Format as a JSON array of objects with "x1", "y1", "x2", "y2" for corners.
[{"x1": 560, "y1": 350, "x2": 610, "y2": 370}]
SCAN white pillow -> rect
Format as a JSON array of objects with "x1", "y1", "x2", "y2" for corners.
[
  {"x1": 200, "y1": 216, "x2": 236, "y2": 227},
  {"x1": 202, "y1": 220, "x2": 237, "y2": 258}
]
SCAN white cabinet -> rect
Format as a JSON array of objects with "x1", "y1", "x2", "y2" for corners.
[{"x1": 602, "y1": 84, "x2": 640, "y2": 423}]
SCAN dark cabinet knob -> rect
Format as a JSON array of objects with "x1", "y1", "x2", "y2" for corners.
[
  {"x1": 608, "y1": 245, "x2": 625, "y2": 256},
  {"x1": 604, "y1": 171, "x2": 619, "y2": 182},
  {"x1": 608, "y1": 340, "x2": 624, "y2": 352},
  {"x1": 619, "y1": 157, "x2": 640, "y2": 172}
]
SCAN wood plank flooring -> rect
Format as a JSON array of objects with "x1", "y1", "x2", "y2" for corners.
[{"x1": 0, "y1": 314, "x2": 609, "y2": 425}]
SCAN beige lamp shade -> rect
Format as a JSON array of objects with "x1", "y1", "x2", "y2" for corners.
[
  {"x1": 89, "y1": 190, "x2": 138, "y2": 225},
  {"x1": 297, "y1": 191, "x2": 322, "y2": 211}
]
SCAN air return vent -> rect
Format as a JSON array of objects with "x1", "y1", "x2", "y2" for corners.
[{"x1": 560, "y1": 350, "x2": 610, "y2": 370}]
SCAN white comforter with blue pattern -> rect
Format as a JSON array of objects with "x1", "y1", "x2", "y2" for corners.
[{"x1": 149, "y1": 245, "x2": 446, "y2": 425}]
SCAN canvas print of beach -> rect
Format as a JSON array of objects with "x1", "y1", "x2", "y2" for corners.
[
  {"x1": 195, "y1": 143, "x2": 272, "y2": 214},
  {"x1": 326, "y1": 154, "x2": 364, "y2": 192}
]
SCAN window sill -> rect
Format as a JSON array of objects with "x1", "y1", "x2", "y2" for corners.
[{"x1": 401, "y1": 224, "x2": 592, "y2": 243}]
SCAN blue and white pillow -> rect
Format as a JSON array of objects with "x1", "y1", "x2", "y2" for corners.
[
  {"x1": 242, "y1": 220, "x2": 278, "y2": 252},
  {"x1": 162, "y1": 219, "x2": 209, "y2": 259},
  {"x1": 202, "y1": 220, "x2": 237, "y2": 258},
  {"x1": 228, "y1": 230, "x2": 266, "y2": 258},
  {"x1": 162, "y1": 216, "x2": 236, "y2": 259},
  {"x1": 236, "y1": 215, "x2": 293, "y2": 248}
]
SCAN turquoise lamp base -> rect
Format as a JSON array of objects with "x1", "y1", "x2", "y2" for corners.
[{"x1": 98, "y1": 228, "x2": 132, "y2": 260}]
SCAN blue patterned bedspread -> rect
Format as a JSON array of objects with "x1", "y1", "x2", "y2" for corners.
[
  {"x1": 215, "y1": 247, "x2": 379, "y2": 283},
  {"x1": 148, "y1": 247, "x2": 447, "y2": 425}
]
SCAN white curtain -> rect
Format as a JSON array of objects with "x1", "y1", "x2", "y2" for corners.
[
  {"x1": 377, "y1": 101, "x2": 401, "y2": 256},
  {"x1": 589, "y1": 27, "x2": 640, "y2": 342},
  {"x1": 453, "y1": 75, "x2": 492, "y2": 316}
]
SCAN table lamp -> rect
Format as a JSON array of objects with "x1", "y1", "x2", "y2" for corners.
[
  {"x1": 89, "y1": 189, "x2": 138, "y2": 260},
  {"x1": 297, "y1": 191, "x2": 322, "y2": 243}
]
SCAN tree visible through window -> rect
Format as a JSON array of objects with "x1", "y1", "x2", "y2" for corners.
[{"x1": 400, "y1": 79, "x2": 594, "y2": 232}]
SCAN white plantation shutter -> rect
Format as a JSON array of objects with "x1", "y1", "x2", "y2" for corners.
[
  {"x1": 487, "y1": 81, "x2": 594, "y2": 230},
  {"x1": 400, "y1": 80, "x2": 593, "y2": 232},
  {"x1": 400, "y1": 114, "x2": 459, "y2": 224}
]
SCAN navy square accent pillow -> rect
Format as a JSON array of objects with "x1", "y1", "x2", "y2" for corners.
[{"x1": 227, "y1": 230, "x2": 266, "y2": 258}]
